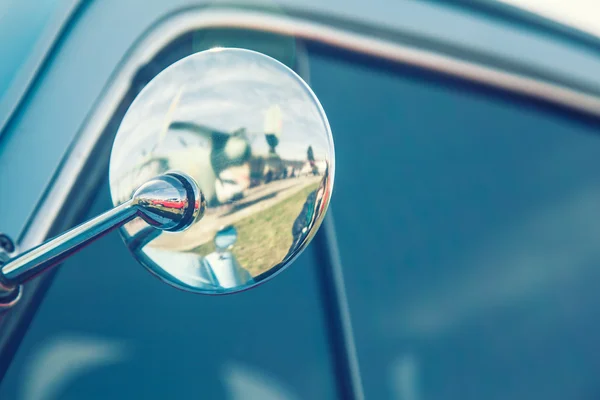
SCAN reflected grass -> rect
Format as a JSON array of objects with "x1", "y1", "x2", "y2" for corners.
[{"x1": 190, "y1": 182, "x2": 319, "y2": 276}]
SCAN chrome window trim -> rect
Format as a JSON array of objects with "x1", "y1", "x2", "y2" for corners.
[{"x1": 2, "y1": 4, "x2": 600, "y2": 390}]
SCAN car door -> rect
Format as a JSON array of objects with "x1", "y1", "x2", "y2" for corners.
[{"x1": 2, "y1": 2, "x2": 600, "y2": 400}]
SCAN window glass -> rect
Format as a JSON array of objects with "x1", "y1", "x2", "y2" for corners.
[
  {"x1": 0, "y1": 181, "x2": 336, "y2": 400},
  {"x1": 308, "y1": 49, "x2": 600, "y2": 400}
]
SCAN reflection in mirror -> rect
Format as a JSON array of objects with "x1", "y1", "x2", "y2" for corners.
[{"x1": 109, "y1": 48, "x2": 334, "y2": 294}]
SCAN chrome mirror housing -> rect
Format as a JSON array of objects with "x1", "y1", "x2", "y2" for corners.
[{"x1": 0, "y1": 48, "x2": 334, "y2": 302}]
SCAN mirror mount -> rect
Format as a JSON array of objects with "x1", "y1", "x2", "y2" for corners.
[
  {"x1": 0, "y1": 172, "x2": 204, "y2": 308},
  {"x1": 0, "y1": 239, "x2": 21, "y2": 311}
]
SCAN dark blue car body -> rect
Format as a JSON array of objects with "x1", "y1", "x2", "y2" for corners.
[{"x1": 2, "y1": 1, "x2": 600, "y2": 399}]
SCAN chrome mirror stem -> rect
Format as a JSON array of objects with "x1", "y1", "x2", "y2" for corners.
[
  {"x1": 1, "y1": 201, "x2": 137, "y2": 286},
  {"x1": 0, "y1": 173, "x2": 204, "y2": 305}
]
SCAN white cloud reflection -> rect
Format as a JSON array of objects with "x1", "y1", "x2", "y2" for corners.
[
  {"x1": 111, "y1": 49, "x2": 330, "y2": 180},
  {"x1": 222, "y1": 362, "x2": 299, "y2": 400},
  {"x1": 21, "y1": 335, "x2": 129, "y2": 400},
  {"x1": 383, "y1": 186, "x2": 600, "y2": 337}
]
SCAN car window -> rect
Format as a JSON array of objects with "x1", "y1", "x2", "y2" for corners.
[
  {"x1": 0, "y1": 179, "x2": 337, "y2": 399},
  {"x1": 308, "y1": 48, "x2": 600, "y2": 399}
]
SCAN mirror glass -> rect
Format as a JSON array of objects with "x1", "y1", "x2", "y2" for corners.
[{"x1": 109, "y1": 48, "x2": 334, "y2": 294}]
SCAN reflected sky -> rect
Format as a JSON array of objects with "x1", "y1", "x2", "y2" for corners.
[
  {"x1": 222, "y1": 362, "x2": 299, "y2": 400},
  {"x1": 111, "y1": 48, "x2": 330, "y2": 180},
  {"x1": 382, "y1": 185, "x2": 600, "y2": 337},
  {"x1": 22, "y1": 335, "x2": 130, "y2": 400}
]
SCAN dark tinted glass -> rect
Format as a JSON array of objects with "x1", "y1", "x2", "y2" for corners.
[
  {"x1": 309, "y1": 50, "x2": 600, "y2": 400},
  {"x1": 0, "y1": 180, "x2": 336, "y2": 399}
]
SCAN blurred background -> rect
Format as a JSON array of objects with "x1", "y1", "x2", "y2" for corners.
[{"x1": 1, "y1": 0, "x2": 600, "y2": 399}]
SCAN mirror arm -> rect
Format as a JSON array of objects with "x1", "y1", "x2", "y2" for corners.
[
  {"x1": 0, "y1": 201, "x2": 137, "y2": 289},
  {"x1": 0, "y1": 172, "x2": 202, "y2": 308}
]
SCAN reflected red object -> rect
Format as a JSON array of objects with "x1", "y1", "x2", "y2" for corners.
[{"x1": 150, "y1": 199, "x2": 186, "y2": 209}]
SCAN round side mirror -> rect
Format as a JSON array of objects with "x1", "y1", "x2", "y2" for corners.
[{"x1": 109, "y1": 48, "x2": 334, "y2": 294}]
